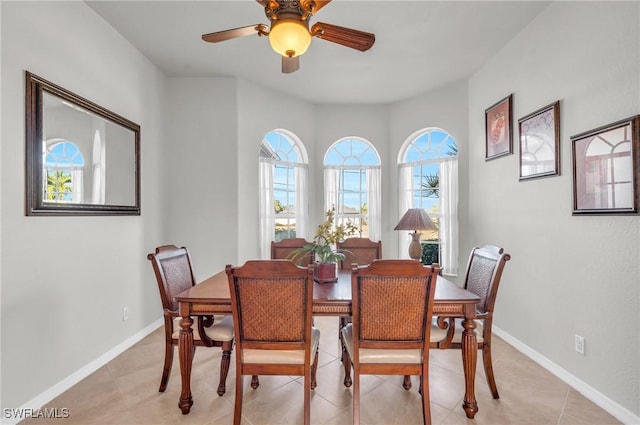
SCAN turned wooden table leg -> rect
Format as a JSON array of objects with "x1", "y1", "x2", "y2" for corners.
[
  {"x1": 461, "y1": 306, "x2": 478, "y2": 419},
  {"x1": 178, "y1": 310, "x2": 194, "y2": 414}
]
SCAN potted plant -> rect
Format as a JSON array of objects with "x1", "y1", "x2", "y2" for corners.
[{"x1": 289, "y1": 207, "x2": 358, "y2": 282}]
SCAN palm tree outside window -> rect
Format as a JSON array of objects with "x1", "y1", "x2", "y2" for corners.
[
  {"x1": 398, "y1": 128, "x2": 459, "y2": 275},
  {"x1": 44, "y1": 140, "x2": 85, "y2": 203}
]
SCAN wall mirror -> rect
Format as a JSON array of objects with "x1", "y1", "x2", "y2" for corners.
[{"x1": 25, "y1": 71, "x2": 140, "y2": 216}]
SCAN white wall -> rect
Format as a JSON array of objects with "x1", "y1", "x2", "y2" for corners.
[
  {"x1": 163, "y1": 77, "x2": 240, "y2": 279},
  {"x1": 1, "y1": 1, "x2": 166, "y2": 411},
  {"x1": 468, "y1": 1, "x2": 639, "y2": 419}
]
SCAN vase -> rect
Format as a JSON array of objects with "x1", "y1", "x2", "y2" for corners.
[{"x1": 313, "y1": 262, "x2": 338, "y2": 283}]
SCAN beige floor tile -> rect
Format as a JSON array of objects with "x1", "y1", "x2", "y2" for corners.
[
  {"x1": 561, "y1": 388, "x2": 621, "y2": 425},
  {"x1": 27, "y1": 317, "x2": 622, "y2": 425}
]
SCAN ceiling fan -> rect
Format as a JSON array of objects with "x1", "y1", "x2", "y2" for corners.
[{"x1": 201, "y1": 0, "x2": 375, "y2": 73}]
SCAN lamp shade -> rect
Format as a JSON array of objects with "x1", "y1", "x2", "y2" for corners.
[
  {"x1": 394, "y1": 208, "x2": 436, "y2": 231},
  {"x1": 268, "y1": 18, "x2": 311, "y2": 58},
  {"x1": 394, "y1": 208, "x2": 436, "y2": 261}
]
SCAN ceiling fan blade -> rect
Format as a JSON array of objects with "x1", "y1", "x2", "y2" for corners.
[
  {"x1": 309, "y1": 0, "x2": 331, "y2": 13},
  {"x1": 202, "y1": 25, "x2": 265, "y2": 43},
  {"x1": 282, "y1": 55, "x2": 300, "y2": 73},
  {"x1": 311, "y1": 22, "x2": 375, "y2": 51}
]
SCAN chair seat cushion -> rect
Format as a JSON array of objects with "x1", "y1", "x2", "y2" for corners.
[
  {"x1": 430, "y1": 318, "x2": 484, "y2": 343},
  {"x1": 243, "y1": 327, "x2": 320, "y2": 365},
  {"x1": 341, "y1": 324, "x2": 422, "y2": 364},
  {"x1": 172, "y1": 315, "x2": 234, "y2": 341}
]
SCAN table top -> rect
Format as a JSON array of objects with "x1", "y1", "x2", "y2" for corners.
[{"x1": 176, "y1": 269, "x2": 479, "y2": 306}]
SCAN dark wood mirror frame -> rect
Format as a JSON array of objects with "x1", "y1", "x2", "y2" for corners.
[{"x1": 25, "y1": 71, "x2": 140, "y2": 216}]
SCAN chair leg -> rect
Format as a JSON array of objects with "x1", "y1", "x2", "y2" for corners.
[
  {"x1": 403, "y1": 375, "x2": 412, "y2": 390},
  {"x1": 159, "y1": 341, "x2": 174, "y2": 392},
  {"x1": 304, "y1": 372, "x2": 311, "y2": 425},
  {"x1": 353, "y1": 370, "x2": 360, "y2": 425},
  {"x1": 311, "y1": 350, "x2": 319, "y2": 389},
  {"x1": 342, "y1": 348, "x2": 352, "y2": 387},
  {"x1": 420, "y1": 370, "x2": 431, "y2": 425},
  {"x1": 251, "y1": 375, "x2": 260, "y2": 389},
  {"x1": 338, "y1": 316, "x2": 351, "y2": 363},
  {"x1": 233, "y1": 371, "x2": 244, "y2": 425},
  {"x1": 217, "y1": 341, "x2": 233, "y2": 396},
  {"x1": 482, "y1": 344, "x2": 500, "y2": 399}
]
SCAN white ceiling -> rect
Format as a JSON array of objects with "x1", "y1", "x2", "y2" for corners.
[{"x1": 86, "y1": 1, "x2": 549, "y2": 105}]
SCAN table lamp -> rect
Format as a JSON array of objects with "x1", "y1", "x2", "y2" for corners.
[{"x1": 394, "y1": 208, "x2": 437, "y2": 261}]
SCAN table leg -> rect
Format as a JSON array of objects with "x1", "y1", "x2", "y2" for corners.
[
  {"x1": 178, "y1": 311, "x2": 194, "y2": 414},
  {"x1": 461, "y1": 307, "x2": 478, "y2": 419}
]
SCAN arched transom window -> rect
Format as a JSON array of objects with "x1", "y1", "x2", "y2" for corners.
[
  {"x1": 259, "y1": 129, "x2": 309, "y2": 258},
  {"x1": 324, "y1": 137, "x2": 381, "y2": 241}
]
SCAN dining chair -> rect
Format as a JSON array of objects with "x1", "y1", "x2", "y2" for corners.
[
  {"x1": 271, "y1": 237, "x2": 314, "y2": 265},
  {"x1": 226, "y1": 260, "x2": 320, "y2": 425},
  {"x1": 430, "y1": 244, "x2": 511, "y2": 399},
  {"x1": 341, "y1": 259, "x2": 439, "y2": 425},
  {"x1": 335, "y1": 237, "x2": 382, "y2": 271},
  {"x1": 335, "y1": 237, "x2": 382, "y2": 379},
  {"x1": 147, "y1": 245, "x2": 234, "y2": 395}
]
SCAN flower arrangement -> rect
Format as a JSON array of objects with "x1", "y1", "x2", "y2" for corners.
[{"x1": 289, "y1": 207, "x2": 358, "y2": 264}]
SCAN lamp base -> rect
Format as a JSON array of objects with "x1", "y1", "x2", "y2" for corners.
[{"x1": 408, "y1": 232, "x2": 423, "y2": 261}]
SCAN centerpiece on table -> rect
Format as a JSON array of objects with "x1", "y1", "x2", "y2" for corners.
[{"x1": 289, "y1": 207, "x2": 358, "y2": 283}]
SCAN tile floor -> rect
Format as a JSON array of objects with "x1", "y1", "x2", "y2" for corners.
[{"x1": 27, "y1": 316, "x2": 619, "y2": 425}]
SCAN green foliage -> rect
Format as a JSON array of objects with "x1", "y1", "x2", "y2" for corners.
[
  {"x1": 420, "y1": 174, "x2": 439, "y2": 198},
  {"x1": 46, "y1": 170, "x2": 72, "y2": 201},
  {"x1": 288, "y1": 207, "x2": 358, "y2": 264},
  {"x1": 274, "y1": 199, "x2": 286, "y2": 213},
  {"x1": 421, "y1": 242, "x2": 440, "y2": 266}
]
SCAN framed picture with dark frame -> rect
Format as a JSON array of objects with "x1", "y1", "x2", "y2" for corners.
[
  {"x1": 518, "y1": 101, "x2": 560, "y2": 181},
  {"x1": 485, "y1": 94, "x2": 513, "y2": 160},
  {"x1": 571, "y1": 115, "x2": 640, "y2": 215}
]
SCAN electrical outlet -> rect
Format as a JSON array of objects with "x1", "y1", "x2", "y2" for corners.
[
  {"x1": 123, "y1": 307, "x2": 129, "y2": 322},
  {"x1": 574, "y1": 334, "x2": 585, "y2": 355}
]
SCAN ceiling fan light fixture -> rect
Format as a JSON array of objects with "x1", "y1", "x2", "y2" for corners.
[{"x1": 268, "y1": 18, "x2": 311, "y2": 57}]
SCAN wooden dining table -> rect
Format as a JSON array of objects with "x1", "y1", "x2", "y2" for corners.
[{"x1": 175, "y1": 269, "x2": 481, "y2": 419}]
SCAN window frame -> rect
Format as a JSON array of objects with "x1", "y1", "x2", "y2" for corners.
[{"x1": 398, "y1": 128, "x2": 458, "y2": 273}]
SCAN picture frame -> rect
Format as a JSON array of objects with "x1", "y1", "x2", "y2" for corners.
[
  {"x1": 518, "y1": 101, "x2": 560, "y2": 180},
  {"x1": 571, "y1": 115, "x2": 640, "y2": 215},
  {"x1": 485, "y1": 94, "x2": 513, "y2": 160}
]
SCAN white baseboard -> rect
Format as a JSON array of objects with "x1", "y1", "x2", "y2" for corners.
[
  {"x1": 493, "y1": 326, "x2": 639, "y2": 425},
  {"x1": 1, "y1": 318, "x2": 163, "y2": 425}
]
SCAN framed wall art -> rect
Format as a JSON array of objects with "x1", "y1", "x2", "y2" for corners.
[
  {"x1": 485, "y1": 94, "x2": 513, "y2": 160},
  {"x1": 518, "y1": 101, "x2": 560, "y2": 180},
  {"x1": 571, "y1": 115, "x2": 639, "y2": 215}
]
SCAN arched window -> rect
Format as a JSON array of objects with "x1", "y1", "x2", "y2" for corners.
[
  {"x1": 44, "y1": 139, "x2": 85, "y2": 203},
  {"x1": 259, "y1": 129, "x2": 309, "y2": 258},
  {"x1": 324, "y1": 137, "x2": 381, "y2": 241},
  {"x1": 398, "y1": 128, "x2": 458, "y2": 275},
  {"x1": 584, "y1": 128, "x2": 633, "y2": 209}
]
